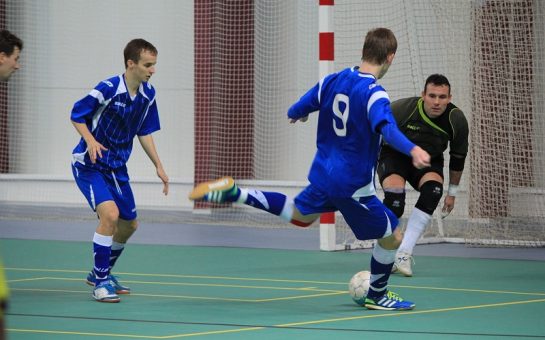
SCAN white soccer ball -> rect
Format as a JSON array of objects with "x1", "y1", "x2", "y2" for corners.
[{"x1": 348, "y1": 270, "x2": 371, "y2": 306}]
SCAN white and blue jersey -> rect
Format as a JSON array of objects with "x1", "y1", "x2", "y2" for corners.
[
  {"x1": 71, "y1": 74, "x2": 160, "y2": 173},
  {"x1": 288, "y1": 66, "x2": 414, "y2": 199}
]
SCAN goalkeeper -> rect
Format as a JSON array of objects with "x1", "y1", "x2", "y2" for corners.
[
  {"x1": 190, "y1": 28, "x2": 430, "y2": 311},
  {"x1": 377, "y1": 74, "x2": 469, "y2": 277}
]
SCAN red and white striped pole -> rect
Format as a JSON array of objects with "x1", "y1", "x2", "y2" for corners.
[{"x1": 319, "y1": 0, "x2": 337, "y2": 251}]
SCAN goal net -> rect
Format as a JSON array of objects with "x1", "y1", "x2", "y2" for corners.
[
  {"x1": 468, "y1": 0, "x2": 545, "y2": 247},
  {"x1": 1, "y1": 0, "x2": 544, "y2": 249},
  {"x1": 195, "y1": 0, "x2": 545, "y2": 248}
]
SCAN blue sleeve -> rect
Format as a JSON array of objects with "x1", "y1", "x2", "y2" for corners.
[
  {"x1": 137, "y1": 98, "x2": 161, "y2": 136},
  {"x1": 287, "y1": 80, "x2": 322, "y2": 120},
  {"x1": 70, "y1": 94, "x2": 100, "y2": 123},
  {"x1": 367, "y1": 90, "x2": 415, "y2": 156},
  {"x1": 379, "y1": 121, "x2": 415, "y2": 156},
  {"x1": 70, "y1": 80, "x2": 114, "y2": 123}
]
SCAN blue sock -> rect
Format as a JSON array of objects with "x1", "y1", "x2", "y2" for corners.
[
  {"x1": 240, "y1": 189, "x2": 288, "y2": 216},
  {"x1": 367, "y1": 243, "x2": 396, "y2": 299},
  {"x1": 92, "y1": 233, "x2": 112, "y2": 286},
  {"x1": 109, "y1": 241, "x2": 125, "y2": 271}
]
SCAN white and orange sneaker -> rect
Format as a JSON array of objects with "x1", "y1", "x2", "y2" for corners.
[{"x1": 188, "y1": 176, "x2": 239, "y2": 203}]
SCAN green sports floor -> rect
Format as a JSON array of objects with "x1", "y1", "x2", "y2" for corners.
[{"x1": 2, "y1": 236, "x2": 545, "y2": 340}]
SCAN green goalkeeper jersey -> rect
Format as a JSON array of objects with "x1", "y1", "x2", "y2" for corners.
[{"x1": 389, "y1": 97, "x2": 468, "y2": 160}]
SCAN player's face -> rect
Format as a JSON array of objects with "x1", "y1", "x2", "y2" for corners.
[
  {"x1": 421, "y1": 83, "x2": 451, "y2": 118},
  {"x1": 0, "y1": 47, "x2": 21, "y2": 82},
  {"x1": 130, "y1": 49, "x2": 157, "y2": 83}
]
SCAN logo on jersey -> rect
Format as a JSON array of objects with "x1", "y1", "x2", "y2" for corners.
[
  {"x1": 114, "y1": 101, "x2": 126, "y2": 108},
  {"x1": 102, "y1": 80, "x2": 114, "y2": 87},
  {"x1": 369, "y1": 84, "x2": 377, "y2": 90},
  {"x1": 406, "y1": 124, "x2": 420, "y2": 131}
]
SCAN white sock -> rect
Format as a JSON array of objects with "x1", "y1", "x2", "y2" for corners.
[
  {"x1": 236, "y1": 188, "x2": 248, "y2": 204},
  {"x1": 278, "y1": 198, "x2": 294, "y2": 223},
  {"x1": 398, "y1": 207, "x2": 431, "y2": 255},
  {"x1": 93, "y1": 232, "x2": 113, "y2": 246}
]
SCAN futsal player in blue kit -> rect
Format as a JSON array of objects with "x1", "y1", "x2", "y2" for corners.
[
  {"x1": 70, "y1": 39, "x2": 169, "y2": 302},
  {"x1": 190, "y1": 28, "x2": 430, "y2": 310}
]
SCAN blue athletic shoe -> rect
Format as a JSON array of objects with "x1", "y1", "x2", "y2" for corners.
[
  {"x1": 364, "y1": 290, "x2": 415, "y2": 311},
  {"x1": 92, "y1": 281, "x2": 120, "y2": 303},
  {"x1": 188, "y1": 176, "x2": 238, "y2": 203},
  {"x1": 86, "y1": 271, "x2": 131, "y2": 294}
]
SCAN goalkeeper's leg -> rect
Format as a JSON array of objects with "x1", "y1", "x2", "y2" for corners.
[{"x1": 396, "y1": 175, "x2": 443, "y2": 276}]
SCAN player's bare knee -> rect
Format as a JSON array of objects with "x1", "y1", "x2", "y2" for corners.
[
  {"x1": 128, "y1": 219, "x2": 138, "y2": 232},
  {"x1": 383, "y1": 189, "x2": 405, "y2": 218},
  {"x1": 99, "y1": 209, "x2": 119, "y2": 227},
  {"x1": 377, "y1": 233, "x2": 399, "y2": 250},
  {"x1": 416, "y1": 180, "x2": 443, "y2": 215}
]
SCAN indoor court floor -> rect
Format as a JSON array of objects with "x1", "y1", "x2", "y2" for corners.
[{"x1": 1, "y1": 219, "x2": 545, "y2": 339}]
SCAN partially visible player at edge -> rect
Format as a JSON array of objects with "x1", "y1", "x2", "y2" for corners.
[
  {"x1": 70, "y1": 39, "x2": 169, "y2": 303},
  {"x1": 378, "y1": 74, "x2": 469, "y2": 277},
  {"x1": 0, "y1": 28, "x2": 23, "y2": 339},
  {"x1": 189, "y1": 28, "x2": 430, "y2": 311}
]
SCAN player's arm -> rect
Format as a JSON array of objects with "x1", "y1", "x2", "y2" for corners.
[
  {"x1": 369, "y1": 93, "x2": 430, "y2": 168},
  {"x1": 441, "y1": 165, "x2": 463, "y2": 218},
  {"x1": 380, "y1": 121, "x2": 429, "y2": 169},
  {"x1": 71, "y1": 121, "x2": 107, "y2": 164},
  {"x1": 442, "y1": 108, "x2": 469, "y2": 217},
  {"x1": 287, "y1": 78, "x2": 325, "y2": 123},
  {"x1": 137, "y1": 98, "x2": 168, "y2": 195},
  {"x1": 70, "y1": 91, "x2": 108, "y2": 164},
  {"x1": 138, "y1": 134, "x2": 169, "y2": 195}
]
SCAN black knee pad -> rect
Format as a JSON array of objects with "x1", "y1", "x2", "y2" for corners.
[
  {"x1": 383, "y1": 190, "x2": 406, "y2": 218},
  {"x1": 415, "y1": 180, "x2": 443, "y2": 215}
]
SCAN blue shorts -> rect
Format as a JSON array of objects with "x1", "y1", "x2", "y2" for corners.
[
  {"x1": 71, "y1": 163, "x2": 137, "y2": 220},
  {"x1": 294, "y1": 184, "x2": 398, "y2": 240}
]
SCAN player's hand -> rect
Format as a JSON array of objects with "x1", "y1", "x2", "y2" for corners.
[
  {"x1": 410, "y1": 146, "x2": 430, "y2": 169},
  {"x1": 86, "y1": 140, "x2": 108, "y2": 164},
  {"x1": 289, "y1": 115, "x2": 308, "y2": 124},
  {"x1": 157, "y1": 165, "x2": 169, "y2": 195},
  {"x1": 441, "y1": 195, "x2": 455, "y2": 218}
]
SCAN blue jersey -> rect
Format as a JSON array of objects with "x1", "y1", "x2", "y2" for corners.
[
  {"x1": 71, "y1": 75, "x2": 160, "y2": 172},
  {"x1": 288, "y1": 67, "x2": 414, "y2": 198}
]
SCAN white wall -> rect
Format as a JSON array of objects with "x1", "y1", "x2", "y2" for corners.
[
  {"x1": 9, "y1": 0, "x2": 195, "y2": 181},
  {"x1": 3, "y1": 0, "x2": 320, "y2": 209}
]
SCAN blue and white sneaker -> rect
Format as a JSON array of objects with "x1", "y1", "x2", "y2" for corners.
[
  {"x1": 188, "y1": 176, "x2": 238, "y2": 203},
  {"x1": 86, "y1": 272, "x2": 131, "y2": 294},
  {"x1": 92, "y1": 281, "x2": 120, "y2": 303},
  {"x1": 364, "y1": 290, "x2": 415, "y2": 311}
]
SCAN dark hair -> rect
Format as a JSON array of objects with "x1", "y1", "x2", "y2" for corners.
[
  {"x1": 424, "y1": 74, "x2": 451, "y2": 93},
  {"x1": 361, "y1": 28, "x2": 397, "y2": 65},
  {"x1": 0, "y1": 29, "x2": 23, "y2": 56},
  {"x1": 123, "y1": 39, "x2": 157, "y2": 68}
]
